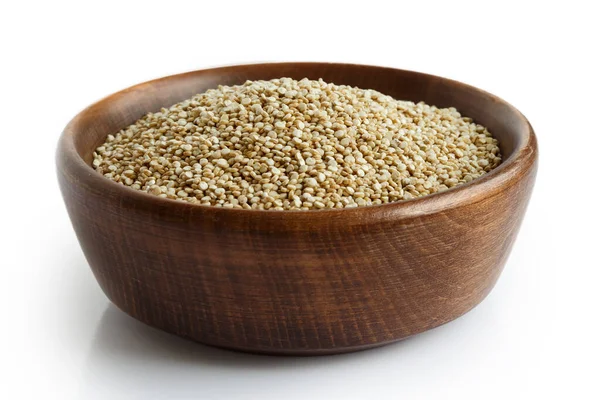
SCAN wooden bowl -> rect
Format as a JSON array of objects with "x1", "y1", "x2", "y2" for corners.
[{"x1": 57, "y1": 63, "x2": 538, "y2": 355}]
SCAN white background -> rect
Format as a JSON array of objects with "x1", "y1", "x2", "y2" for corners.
[{"x1": 2, "y1": 1, "x2": 599, "y2": 399}]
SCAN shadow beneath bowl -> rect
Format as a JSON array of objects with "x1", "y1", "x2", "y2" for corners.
[
  {"x1": 87, "y1": 304, "x2": 418, "y2": 368},
  {"x1": 78, "y1": 304, "x2": 444, "y2": 398},
  {"x1": 78, "y1": 291, "x2": 501, "y2": 398}
]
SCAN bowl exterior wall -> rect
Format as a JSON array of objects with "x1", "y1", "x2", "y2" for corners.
[{"x1": 57, "y1": 153, "x2": 536, "y2": 354}]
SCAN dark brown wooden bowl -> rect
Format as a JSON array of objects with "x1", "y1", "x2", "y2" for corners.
[{"x1": 57, "y1": 63, "x2": 538, "y2": 355}]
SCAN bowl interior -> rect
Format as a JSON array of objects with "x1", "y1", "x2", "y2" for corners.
[{"x1": 72, "y1": 63, "x2": 528, "y2": 181}]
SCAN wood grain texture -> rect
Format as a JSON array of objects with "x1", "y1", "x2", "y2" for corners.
[{"x1": 56, "y1": 63, "x2": 538, "y2": 355}]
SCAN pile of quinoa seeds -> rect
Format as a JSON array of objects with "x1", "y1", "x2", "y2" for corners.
[{"x1": 93, "y1": 78, "x2": 501, "y2": 210}]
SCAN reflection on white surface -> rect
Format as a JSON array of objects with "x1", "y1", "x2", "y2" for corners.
[
  {"x1": 80, "y1": 305, "x2": 421, "y2": 399},
  {"x1": 76, "y1": 291, "x2": 525, "y2": 400},
  {"x1": 42, "y1": 228, "x2": 550, "y2": 400}
]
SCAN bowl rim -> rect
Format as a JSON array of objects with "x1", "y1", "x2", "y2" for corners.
[{"x1": 58, "y1": 62, "x2": 538, "y2": 220}]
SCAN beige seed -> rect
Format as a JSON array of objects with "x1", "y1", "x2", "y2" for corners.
[
  {"x1": 216, "y1": 158, "x2": 229, "y2": 168},
  {"x1": 305, "y1": 178, "x2": 318, "y2": 187}
]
